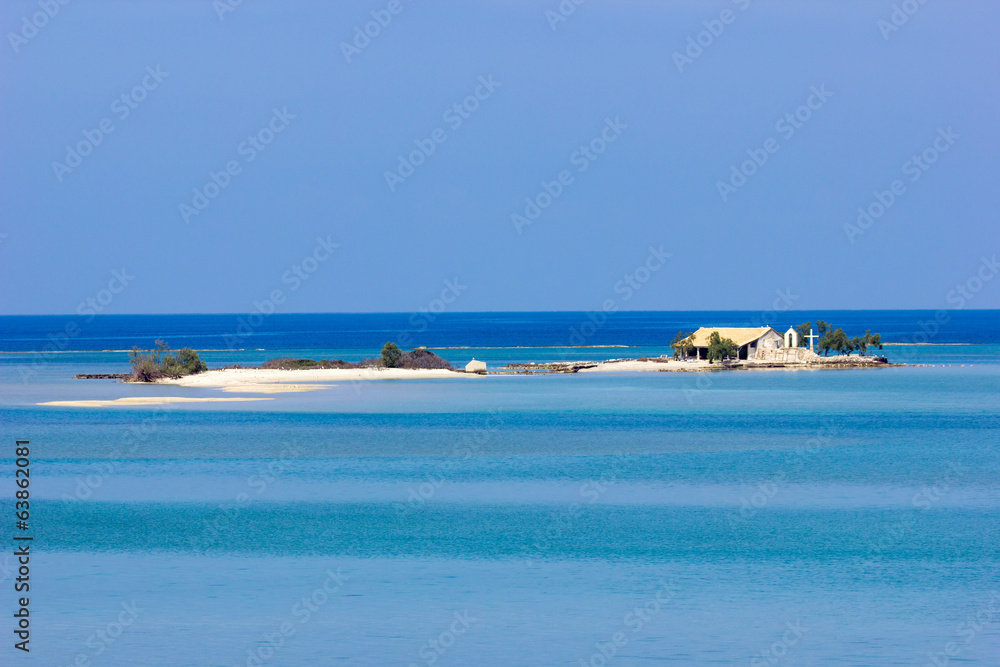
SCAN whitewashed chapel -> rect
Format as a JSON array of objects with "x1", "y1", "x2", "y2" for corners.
[{"x1": 686, "y1": 326, "x2": 819, "y2": 361}]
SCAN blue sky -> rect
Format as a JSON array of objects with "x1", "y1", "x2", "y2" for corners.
[{"x1": 1, "y1": 0, "x2": 997, "y2": 314}]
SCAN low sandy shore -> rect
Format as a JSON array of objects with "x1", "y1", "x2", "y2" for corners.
[
  {"x1": 40, "y1": 396, "x2": 273, "y2": 407},
  {"x1": 582, "y1": 359, "x2": 706, "y2": 372},
  {"x1": 159, "y1": 356, "x2": 892, "y2": 391},
  {"x1": 512, "y1": 356, "x2": 894, "y2": 373},
  {"x1": 45, "y1": 357, "x2": 899, "y2": 407},
  {"x1": 157, "y1": 366, "x2": 469, "y2": 390}
]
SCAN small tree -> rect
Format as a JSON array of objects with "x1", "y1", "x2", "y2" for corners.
[
  {"x1": 794, "y1": 322, "x2": 812, "y2": 348},
  {"x1": 856, "y1": 330, "x2": 882, "y2": 357},
  {"x1": 670, "y1": 331, "x2": 694, "y2": 359},
  {"x1": 867, "y1": 332, "x2": 883, "y2": 355},
  {"x1": 174, "y1": 347, "x2": 208, "y2": 374},
  {"x1": 830, "y1": 328, "x2": 851, "y2": 355},
  {"x1": 381, "y1": 342, "x2": 402, "y2": 368},
  {"x1": 706, "y1": 331, "x2": 738, "y2": 364},
  {"x1": 129, "y1": 340, "x2": 206, "y2": 381},
  {"x1": 129, "y1": 347, "x2": 162, "y2": 382},
  {"x1": 818, "y1": 324, "x2": 837, "y2": 356}
]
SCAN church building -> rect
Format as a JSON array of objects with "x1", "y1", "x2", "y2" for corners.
[{"x1": 686, "y1": 327, "x2": 785, "y2": 360}]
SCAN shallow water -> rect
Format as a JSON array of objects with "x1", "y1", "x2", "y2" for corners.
[{"x1": 1, "y1": 312, "x2": 998, "y2": 665}]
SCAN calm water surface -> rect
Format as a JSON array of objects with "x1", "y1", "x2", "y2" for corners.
[{"x1": 1, "y1": 312, "x2": 998, "y2": 665}]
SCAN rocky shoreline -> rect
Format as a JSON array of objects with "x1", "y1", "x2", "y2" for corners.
[
  {"x1": 501, "y1": 356, "x2": 897, "y2": 374},
  {"x1": 72, "y1": 355, "x2": 900, "y2": 383}
]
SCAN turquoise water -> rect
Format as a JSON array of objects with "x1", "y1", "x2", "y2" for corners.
[{"x1": 1, "y1": 313, "x2": 998, "y2": 664}]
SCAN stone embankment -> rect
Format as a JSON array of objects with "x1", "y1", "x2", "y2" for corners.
[{"x1": 502, "y1": 362, "x2": 599, "y2": 374}]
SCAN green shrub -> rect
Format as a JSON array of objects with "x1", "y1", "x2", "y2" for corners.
[
  {"x1": 397, "y1": 348, "x2": 452, "y2": 370},
  {"x1": 670, "y1": 331, "x2": 694, "y2": 359},
  {"x1": 381, "y1": 342, "x2": 402, "y2": 368},
  {"x1": 260, "y1": 358, "x2": 377, "y2": 370},
  {"x1": 706, "y1": 331, "x2": 738, "y2": 363},
  {"x1": 129, "y1": 340, "x2": 207, "y2": 381},
  {"x1": 174, "y1": 348, "x2": 207, "y2": 374},
  {"x1": 259, "y1": 350, "x2": 452, "y2": 371}
]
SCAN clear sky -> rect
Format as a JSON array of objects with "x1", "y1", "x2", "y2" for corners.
[{"x1": 1, "y1": 0, "x2": 998, "y2": 314}]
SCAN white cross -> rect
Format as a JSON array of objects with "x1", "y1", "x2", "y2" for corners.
[{"x1": 806, "y1": 328, "x2": 819, "y2": 352}]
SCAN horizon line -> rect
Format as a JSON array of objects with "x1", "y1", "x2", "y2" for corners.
[{"x1": 1, "y1": 308, "x2": 998, "y2": 317}]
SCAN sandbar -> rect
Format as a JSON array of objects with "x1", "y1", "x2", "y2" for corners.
[
  {"x1": 39, "y1": 396, "x2": 273, "y2": 407},
  {"x1": 157, "y1": 366, "x2": 469, "y2": 391}
]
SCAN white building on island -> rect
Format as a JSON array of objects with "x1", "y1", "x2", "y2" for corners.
[
  {"x1": 686, "y1": 327, "x2": 784, "y2": 361},
  {"x1": 685, "y1": 326, "x2": 821, "y2": 362}
]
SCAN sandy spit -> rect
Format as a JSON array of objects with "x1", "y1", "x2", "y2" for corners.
[
  {"x1": 39, "y1": 396, "x2": 273, "y2": 407},
  {"x1": 157, "y1": 367, "x2": 472, "y2": 390}
]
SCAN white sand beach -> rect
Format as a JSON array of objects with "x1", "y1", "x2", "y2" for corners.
[
  {"x1": 216, "y1": 383, "x2": 333, "y2": 393},
  {"x1": 156, "y1": 366, "x2": 471, "y2": 391},
  {"x1": 580, "y1": 359, "x2": 708, "y2": 372},
  {"x1": 39, "y1": 396, "x2": 273, "y2": 407}
]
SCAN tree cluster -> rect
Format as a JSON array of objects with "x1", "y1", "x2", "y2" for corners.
[
  {"x1": 706, "y1": 331, "x2": 738, "y2": 363},
  {"x1": 671, "y1": 330, "x2": 738, "y2": 363},
  {"x1": 670, "y1": 331, "x2": 695, "y2": 359},
  {"x1": 129, "y1": 340, "x2": 207, "y2": 382},
  {"x1": 793, "y1": 321, "x2": 883, "y2": 356},
  {"x1": 381, "y1": 342, "x2": 453, "y2": 370},
  {"x1": 260, "y1": 345, "x2": 452, "y2": 372}
]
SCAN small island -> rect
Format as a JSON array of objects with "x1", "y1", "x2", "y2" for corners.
[
  {"x1": 75, "y1": 323, "x2": 893, "y2": 384},
  {"x1": 56, "y1": 325, "x2": 902, "y2": 405}
]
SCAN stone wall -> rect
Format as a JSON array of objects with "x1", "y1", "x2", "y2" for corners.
[{"x1": 755, "y1": 346, "x2": 821, "y2": 363}]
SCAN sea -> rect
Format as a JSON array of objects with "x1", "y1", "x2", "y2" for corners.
[{"x1": 1, "y1": 311, "x2": 998, "y2": 666}]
